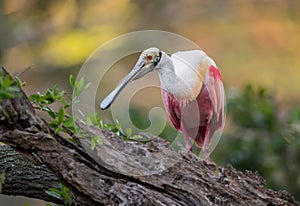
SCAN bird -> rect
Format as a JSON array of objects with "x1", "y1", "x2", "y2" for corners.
[{"x1": 100, "y1": 47, "x2": 225, "y2": 161}]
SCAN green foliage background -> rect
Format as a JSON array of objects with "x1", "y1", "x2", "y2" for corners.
[{"x1": 214, "y1": 85, "x2": 300, "y2": 199}]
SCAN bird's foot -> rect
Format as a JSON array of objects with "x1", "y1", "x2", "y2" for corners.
[
  {"x1": 204, "y1": 155, "x2": 210, "y2": 163},
  {"x1": 203, "y1": 144, "x2": 211, "y2": 162},
  {"x1": 186, "y1": 143, "x2": 192, "y2": 152},
  {"x1": 183, "y1": 136, "x2": 192, "y2": 152}
]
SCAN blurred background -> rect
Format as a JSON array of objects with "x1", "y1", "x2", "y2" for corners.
[{"x1": 1, "y1": 0, "x2": 299, "y2": 205}]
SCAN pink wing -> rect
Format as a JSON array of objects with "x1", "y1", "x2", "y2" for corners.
[
  {"x1": 180, "y1": 81, "x2": 213, "y2": 147},
  {"x1": 161, "y1": 65, "x2": 224, "y2": 152},
  {"x1": 161, "y1": 83, "x2": 213, "y2": 148},
  {"x1": 192, "y1": 65, "x2": 224, "y2": 147},
  {"x1": 161, "y1": 89, "x2": 181, "y2": 131},
  {"x1": 206, "y1": 65, "x2": 225, "y2": 130}
]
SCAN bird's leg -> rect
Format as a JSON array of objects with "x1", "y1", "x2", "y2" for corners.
[
  {"x1": 184, "y1": 136, "x2": 192, "y2": 152},
  {"x1": 203, "y1": 143, "x2": 210, "y2": 162},
  {"x1": 203, "y1": 124, "x2": 211, "y2": 162},
  {"x1": 181, "y1": 125, "x2": 192, "y2": 151}
]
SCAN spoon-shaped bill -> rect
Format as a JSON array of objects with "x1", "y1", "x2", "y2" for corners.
[{"x1": 100, "y1": 60, "x2": 145, "y2": 110}]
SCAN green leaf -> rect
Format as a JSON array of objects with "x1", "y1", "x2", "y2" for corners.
[
  {"x1": 0, "y1": 90, "x2": 14, "y2": 99},
  {"x1": 63, "y1": 117, "x2": 74, "y2": 127},
  {"x1": 15, "y1": 76, "x2": 22, "y2": 88},
  {"x1": 73, "y1": 99, "x2": 80, "y2": 104},
  {"x1": 0, "y1": 69, "x2": 21, "y2": 101},
  {"x1": 46, "y1": 184, "x2": 72, "y2": 205},
  {"x1": 46, "y1": 190, "x2": 62, "y2": 200},
  {"x1": 58, "y1": 107, "x2": 65, "y2": 124},
  {"x1": 91, "y1": 139, "x2": 96, "y2": 151},
  {"x1": 114, "y1": 119, "x2": 123, "y2": 133},
  {"x1": 83, "y1": 82, "x2": 92, "y2": 91},
  {"x1": 3, "y1": 75, "x2": 14, "y2": 87},
  {"x1": 69, "y1": 74, "x2": 75, "y2": 87},
  {"x1": 48, "y1": 111, "x2": 57, "y2": 119},
  {"x1": 55, "y1": 127, "x2": 61, "y2": 134},
  {"x1": 73, "y1": 77, "x2": 84, "y2": 97},
  {"x1": 29, "y1": 93, "x2": 41, "y2": 103},
  {"x1": 78, "y1": 78, "x2": 84, "y2": 90},
  {"x1": 45, "y1": 89, "x2": 53, "y2": 99},
  {"x1": 86, "y1": 112, "x2": 95, "y2": 126},
  {"x1": 98, "y1": 117, "x2": 104, "y2": 129},
  {"x1": 126, "y1": 128, "x2": 132, "y2": 136},
  {"x1": 130, "y1": 135, "x2": 151, "y2": 143},
  {"x1": 91, "y1": 136, "x2": 103, "y2": 150},
  {"x1": 63, "y1": 117, "x2": 75, "y2": 132}
]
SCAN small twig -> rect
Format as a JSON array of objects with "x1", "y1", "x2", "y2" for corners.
[{"x1": 14, "y1": 64, "x2": 34, "y2": 77}]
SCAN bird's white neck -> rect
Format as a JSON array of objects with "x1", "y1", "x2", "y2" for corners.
[{"x1": 157, "y1": 53, "x2": 198, "y2": 102}]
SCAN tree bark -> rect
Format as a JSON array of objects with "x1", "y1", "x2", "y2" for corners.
[
  {"x1": 0, "y1": 145, "x2": 61, "y2": 204},
  {"x1": 0, "y1": 67, "x2": 299, "y2": 206}
]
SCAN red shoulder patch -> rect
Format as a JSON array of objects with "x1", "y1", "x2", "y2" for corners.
[{"x1": 209, "y1": 65, "x2": 222, "y2": 81}]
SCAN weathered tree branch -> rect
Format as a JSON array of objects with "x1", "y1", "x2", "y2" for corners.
[
  {"x1": 0, "y1": 67, "x2": 299, "y2": 206},
  {"x1": 0, "y1": 145, "x2": 62, "y2": 204}
]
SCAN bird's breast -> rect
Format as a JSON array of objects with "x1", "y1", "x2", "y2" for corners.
[
  {"x1": 159, "y1": 54, "x2": 213, "y2": 102},
  {"x1": 158, "y1": 69, "x2": 197, "y2": 102}
]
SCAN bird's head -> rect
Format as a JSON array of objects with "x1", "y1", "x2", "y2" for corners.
[
  {"x1": 100, "y1": 47, "x2": 162, "y2": 110},
  {"x1": 134, "y1": 47, "x2": 162, "y2": 79},
  {"x1": 142, "y1": 47, "x2": 162, "y2": 68}
]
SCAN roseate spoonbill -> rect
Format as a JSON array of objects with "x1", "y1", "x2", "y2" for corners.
[{"x1": 100, "y1": 48, "x2": 225, "y2": 161}]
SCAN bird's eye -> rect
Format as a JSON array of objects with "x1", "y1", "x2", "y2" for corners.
[
  {"x1": 147, "y1": 55, "x2": 153, "y2": 61},
  {"x1": 154, "y1": 56, "x2": 160, "y2": 63}
]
